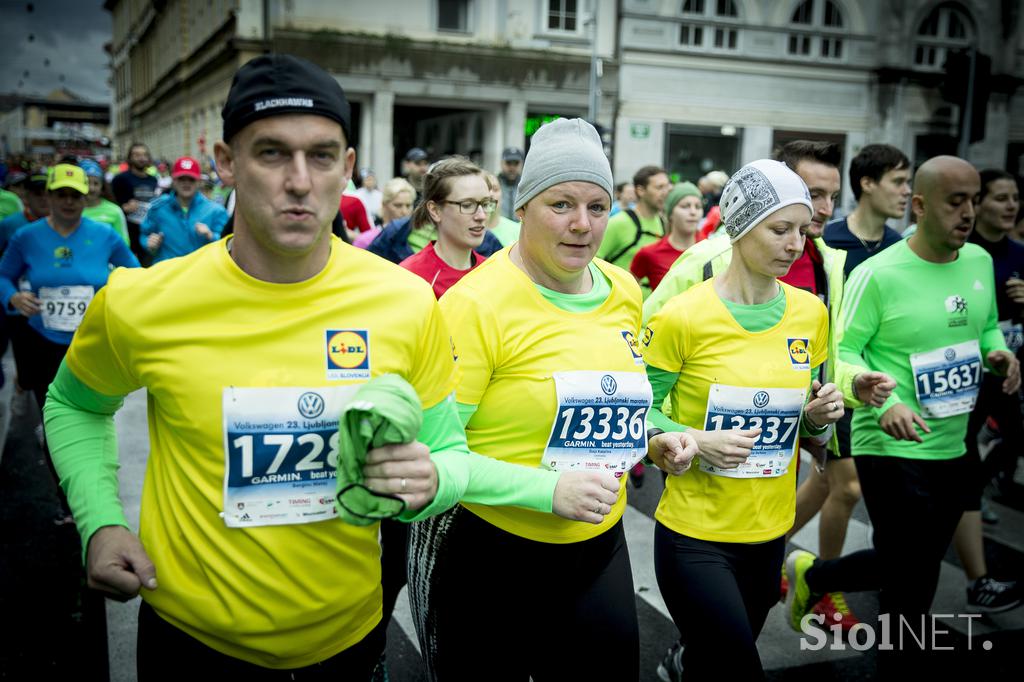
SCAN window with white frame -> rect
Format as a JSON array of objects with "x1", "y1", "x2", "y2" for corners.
[
  {"x1": 678, "y1": 0, "x2": 739, "y2": 51},
  {"x1": 437, "y1": 0, "x2": 472, "y2": 32},
  {"x1": 913, "y1": 2, "x2": 973, "y2": 70},
  {"x1": 547, "y1": 0, "x2": 580, "y2": 32},
  {"x1": 787, "y1": 0, "x2": 845, "y2": 60}
]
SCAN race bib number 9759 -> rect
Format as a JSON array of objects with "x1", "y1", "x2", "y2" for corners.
[{"x1": 39, "y1": 285, "x2": 94, "y2": 332}]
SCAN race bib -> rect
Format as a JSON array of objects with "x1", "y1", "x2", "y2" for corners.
[
  {"x1": 38, "y1": 285, "x2": 94, "y2": 332},
  {"x1": 542, "y1": 371, "x2": 652, "y2": 476},
  {"x1": 701, "y1": 384, "x2": 806, "y2": 479},
  {"x1": 999, "y1": 320, "x2": 1023, "y2": 355},
  {"x1": 222, "y1": 386, "x2": 358, "y2": 528},
  {"x1": 910, "y1": 340, "x2": 982, "y2": 418}
]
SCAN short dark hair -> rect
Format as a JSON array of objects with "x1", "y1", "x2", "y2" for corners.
[
  {"x1": 773, "y1": 140, "x2": 842, "y2": 172},
  {"x1": 978, "y1": 169, "x2": 1016, "y2": 201},
  {"x1": 849, "y1": 144, "x2": 910, "y2": 201},
  {"x1": 614, "y1": 181, "x2": 628, "y2": 195},
  {"x1": 633, "y1": 165, "x2": 667, "y2": 189},
  {"x1": 128, "y1": 142, "x2": 149, "y2": 157}
]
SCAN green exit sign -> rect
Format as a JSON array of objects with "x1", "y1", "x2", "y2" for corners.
[{"x1": 630, "y1": 123, "x2": 651, "y2": 139}]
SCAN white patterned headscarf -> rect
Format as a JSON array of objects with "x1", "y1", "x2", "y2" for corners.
[{"x1": 720, "y1": 159, "x2": 812, "y2": 243}]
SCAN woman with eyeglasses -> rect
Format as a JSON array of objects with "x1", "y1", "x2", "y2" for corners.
[
  {"x1": 0, "y1": 163, "x2": 138, "y2": 524},
  {"x1": 368, "y1": 160, "x2": 504, "y2": 264},
  {"x1": 408, "y1": 119, "x2": 698, "y2": 681},
  {"x1": 400, "y1": 157, "x2": 491, "y2": 298}
]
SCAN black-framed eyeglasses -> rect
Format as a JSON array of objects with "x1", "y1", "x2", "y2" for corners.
[{"x1": 441, "y1": 199, "x2": 497, "y2": 215}]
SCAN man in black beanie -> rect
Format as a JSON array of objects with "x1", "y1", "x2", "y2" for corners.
[{"x1": 46, "y1": 52, "x2": 615, "y2": 680}]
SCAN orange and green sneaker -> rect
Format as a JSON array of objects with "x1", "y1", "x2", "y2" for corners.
[{"x1": 812, "y1": 592, "x2": 860, "y2": 631}]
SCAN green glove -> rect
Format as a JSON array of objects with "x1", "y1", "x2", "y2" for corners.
[{"x1": 335, "y1": 374, "x2": 423, "y2": 525}]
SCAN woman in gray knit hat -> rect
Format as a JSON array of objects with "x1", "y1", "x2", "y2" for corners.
[{"x1": 407, "y1": 118, "x2": 697, "y2": 681}]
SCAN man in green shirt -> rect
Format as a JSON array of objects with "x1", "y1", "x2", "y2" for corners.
[
  {"x1": 597, "y1": 165, "x2": 670, "y2": 269},
  {"x1": 0, "y1": 181, "x2": 24, "y2": 221},
  {"x1": 786, "y1": 156, "x2": 1020, "y2": 678}
]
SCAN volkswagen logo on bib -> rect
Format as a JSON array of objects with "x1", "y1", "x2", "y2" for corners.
[
  {"x1": 601, "y1": 375, "x2": 618, "y2": 395},
  {"x1": 753, "y1": 391, "x2": 770, "y2": 408},
  {"x1": 297, "y1": 392, "x2": 325, "y2": 419},
  {"x1": 944, "y1": 348, "x2": 956, "y2": 362},
  {"x1": 61, "y1": 287, "x2": 70, "y2": 296}
]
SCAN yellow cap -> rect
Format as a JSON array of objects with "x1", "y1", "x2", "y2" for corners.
[{"x1": 47, "y1": 163, "x2": 88, "y2": 195}]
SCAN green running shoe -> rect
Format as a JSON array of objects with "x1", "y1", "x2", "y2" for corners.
[{"x1": 785, "y1": 549, "x2": 818, "y2": 632}]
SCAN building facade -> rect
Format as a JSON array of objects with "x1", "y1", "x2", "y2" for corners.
[
  {"x1": 106, "y1": 0, "x2": 619, "y2": 180},
  {"x1": 106, "y1": 0, "x2": 1024, "y2": 209},
  {"x1": 614, "y1": 0, "x2": 1024, "y2": 215},
  {"x1": 0, "y1": 90, "x2": 111, "y2": 159}
]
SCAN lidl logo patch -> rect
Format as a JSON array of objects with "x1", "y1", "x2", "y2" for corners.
[
  {"x1": 787, "y1": 338, "x2": 810, "y2": 370},
  {"x1": 326, "y1": 330, "x2": 370, "y2": 379},
  {"x1": 621, "y1": 330, "x2": 644, "y2": 365}
]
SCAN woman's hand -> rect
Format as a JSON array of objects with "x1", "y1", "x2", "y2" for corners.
[
  {"x1": 648, "y1": 431, "x2": 698, "y2": 476},
  {"x1": 690, "y1": 427, "x2": 761, "y2": 469},
  {"x1": 804, "y1": 380, "x2": 844, "y2": 428},
  {"x1": 10, "y1": 291, "x2": 41, "y2": 317}
]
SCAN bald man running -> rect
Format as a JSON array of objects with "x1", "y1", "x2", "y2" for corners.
[{"x1": 786, "y1": 156, "x2": 1020, "y2": 680}]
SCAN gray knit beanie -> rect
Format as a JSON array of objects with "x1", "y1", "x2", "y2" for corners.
[{"x1": 513, "y1": 118, "x2": 613, "y2": 211}]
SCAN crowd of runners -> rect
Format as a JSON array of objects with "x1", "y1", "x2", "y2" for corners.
[{"x1": 1, "y1": 53, "x2": 1022, "y2": 681}]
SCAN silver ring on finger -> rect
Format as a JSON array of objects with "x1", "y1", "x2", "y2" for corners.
[
  {"x1": 400, "y1": 477, "x2": 407, "y2": 493},
  {"x1": 829, "y1": 401, "x2": 838, "y2": 411}
]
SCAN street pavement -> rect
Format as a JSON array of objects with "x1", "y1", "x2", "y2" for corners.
[{"x1": 2, "y1": 377, "x2": 1023, "y2": 680}]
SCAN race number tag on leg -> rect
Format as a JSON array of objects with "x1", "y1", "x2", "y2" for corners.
[
  {"x1": 701, "y1": 384, "x2": 806, "y2": 478},
  {"x1": 910, "y1": 340, "x2": 982, "y2": 418},
  {"x1": 542, "y1": 371, "x2": 652, "y2": 477},
  {"x1": 222, "y1": 386, "x2": 358, "y2": 527},
  {"x1": 38, "y1": 285, "x2": 94, "y2": 332}
]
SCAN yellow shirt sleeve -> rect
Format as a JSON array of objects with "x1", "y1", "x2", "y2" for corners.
[
  {"x1": 65, "y1": 272, "x2": 140, "y2": 396},
  {"x1": 407, "y1": 298, "x2": 460, "y2": 409},
  {"x1": 438, "y1": 285, "x2": 497, "y2": 407},
  {"x1": 641, "y1": 298, "x2": 689, "y2": 373}
]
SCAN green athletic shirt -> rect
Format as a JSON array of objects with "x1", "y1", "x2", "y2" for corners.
[
  {"x1": 490, "y1": 216, "x2": 522, "y2": 247},
  {"x1": 407, "y1": 224, "x2": 437, "y2": 254},
  {"x1": 0, "y1": 189, "x2": 23, "y2": 221},
  {"x1": 839, "y1": 239, "x2": 1007, "y2": 459},
  {"x1": 596, "y1": 210, "x2": 664, "y2": 270},
  {"x1": 83, "y1": 199, "x2": 130, "y2": 244}
]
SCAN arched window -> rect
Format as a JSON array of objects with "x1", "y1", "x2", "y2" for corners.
[
  {"x1": 679, "y1": 0, "x2": 740, "y2": 52},
  {"x1": 786, "y1": 0, "x2": 845, "y2": 60},
  {"x1": 913, "y1": 3, "x2": 973, "y2": 69}
]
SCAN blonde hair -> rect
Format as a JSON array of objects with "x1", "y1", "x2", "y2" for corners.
[{"x1": 382, "y1": 177, "x2": 416, "y2": 205}]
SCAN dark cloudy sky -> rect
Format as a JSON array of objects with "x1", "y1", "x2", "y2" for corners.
[{"x1": 0, "y1": 0, "x2": 111, "y2": 102}]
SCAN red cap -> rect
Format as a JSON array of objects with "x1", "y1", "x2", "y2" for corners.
[{"x1": 172, "y1": 156, "x2": 201, "y2": 179}]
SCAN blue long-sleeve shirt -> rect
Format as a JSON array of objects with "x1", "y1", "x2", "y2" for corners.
[
  {"x1": 140, "y1": 191, "x2": 228, "y2": 263},
  {"x1": 0, "y1": 217, "x2": 140, "y2": 345}
]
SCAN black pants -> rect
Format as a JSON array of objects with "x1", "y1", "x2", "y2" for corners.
[
  {"x1": 806, "y1": 454, "x2": 971, "y2": 679},
  {"x1": 18, "y1": 324, "x2": 70, "y2": 512},
  {"x1": 408, "y1": 506, "x2": 639, "y2": 681},
  {"x1": 379, "y1": 518, "x2": 409, "y2": 625},
  {"x1": 137, "y1": 601, "x2": 385, "y2": 680},
  {"x1": 965, "y1": 372, "x2": 1023, "y2": 503},
  {"x1": 654, "y1": 523, "x2": 784, "y2": 680}
]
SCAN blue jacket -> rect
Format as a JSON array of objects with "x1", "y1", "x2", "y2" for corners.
[
  {"x1": 141, "y1": 191, "x2": 228, "y2": 263},
  {"x1": 367, "y1": 215, "x2": 503, "y2": 264}
]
